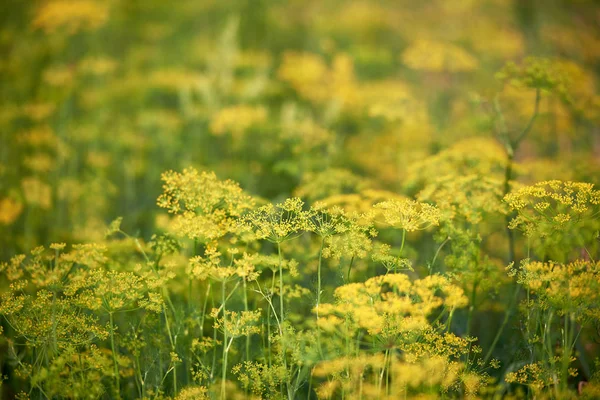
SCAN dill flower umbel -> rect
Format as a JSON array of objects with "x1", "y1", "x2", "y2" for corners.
[
  {"x1": 244, "y1": 198, "x2": 310, "y2": 243},
  {"x1": 210, "y1": 105, "x2": 268, "y2": 138},
  {"x1": 496, "y1": 57, "x2": 575, "y2": 102},
  {"x1": 504, "y1": 180, "x2": 600, "y2": 259},
  {"x1": 157, "y1": 168, "x2": 255, "y2": 241},
  {"x1": 318, "y1": 273, "x2": 468, "y2": 336},
  {"x1": 372, "y1": 199, "x2": 441, "y2": 232},
  {"x1": 401, "y1": 39, "x2": 479, "y2": 73},
  {"x1": 511, "y1": 259, "x2": 600, "y2": 321}
]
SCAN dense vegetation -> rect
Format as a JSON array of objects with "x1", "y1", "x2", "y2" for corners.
[{"x1": 1, "y1": 1, "x2": 600, "y2": 399}]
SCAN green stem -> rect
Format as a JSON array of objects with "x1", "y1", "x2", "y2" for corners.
[
  {"x1": 497, "y1": 88, "x2": 540, "y2": 265},
  {"x1": 243, "y1": 278, "x2": 250, "y2": 362},
  {"x1": 446, "y1": 310, "x2": 454, "y2": 332},
  {"x1": 200, "y1": 282, "x2": 211, "y2": 337},
  {"x1": 316, "y1": 237, "x2": 325, "y2": 358},
  {"x1": 346, "y1": 256, "x2": 355, "y2": 283},
  {"x1": 221, "y1": 280, "x2": 228, "y2": 400},
  {"x1": 399, "y1": 229, "x2": 406, "y2": 257},
  {"x1": 276, "y1": 242, "x2": 293, "y2": 400},
  {"x1": 484, "y1": 283, "x2": 520, "y2": 363},
  {"x1": 268, "y1": 270, "x2": 276, "y2": 367},
  {"x1": 278, "y1": 242, "x2": 284, "y2": 322},
  {"x1": 109, "y1": 312, "x2": 120, "y2": 398},
  {"x1": 430, "y1": 236, "x2": 450, "y2": 275},
  {"x1": 465, "y1": 282, "x2": 478, "y2": 338},
  {"x1": 162, "y1": 302, "x2": 177, "y2": 394}
]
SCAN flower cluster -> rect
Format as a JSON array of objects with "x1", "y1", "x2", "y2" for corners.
[
  {"x1": 244, "y1": 198, "x2": 311, "y2": 243},
  {"x1": 401, "y1": 39, "x2": 479, "y2": 73},
  {"x1": 504, "y1": 180, "x2": 600, "y2": 259},
  {"x1": 510, "y1": 259, "x2": 600, "y2": 321},
  {"x1": 318, "y1": 273, "x2": 468, "y2": 336},
  {"x1": 157, "y1": 168, "x2": 255, "y2": 241},
  {"x1": 496, "y1": 57, "x2": 575, "y2": 102},
  {"x1": 372, "y1": 199, "x2": 441, "y2": 232}
]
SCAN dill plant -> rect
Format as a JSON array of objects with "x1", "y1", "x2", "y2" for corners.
[{"x1": 3, "y1": 163, "x2": 600, "y2": 399}]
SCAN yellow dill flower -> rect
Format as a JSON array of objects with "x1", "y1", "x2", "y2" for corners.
[
  {"x1": 78, "y1": 56, "x2": 118, "y2": 76},
  {"x1": 505, "y1": 358, "x2": 571, "y2": 394},
  {"x1": 20, "y1": 104, "x2": 56, "y2": 121},
  {"x1": 278, "y1": 51, "x2": 359, "y2": 109},
  {"x1": 321, "y1": 214, "x2": 376, "y2": 261},
  {"x1": 278, "y1": 51, "x2": 328, "y2": 100},
  {"x1": 157, "y1": 168, "x2": 254, "y2": 241},
  {"x1": 60, "y1": 243, "x2": 107, "y2": 269},
  {"x1": 467, "y1": 22, "x2": 525, "y2": 60},
  {"x1": 174, "y1": 386, "x2": 210, "y2": 400},
  {"x1": 209, "y1": 105, "x2": 268, "y2": 138},
  {"x1": 188, "y1": 243, "x2": 223, "y2": 280},
  {"x1": 253, "y1": 253, "x2": 299, "y2": 277},
  {"x1": 21, "y1": 177, "x2": 52, "y2": 210},
  {"x1": 360, "y1": 80, "x2": 429, "y2": 125},
  {"x1": 32, "y1": 0, "x2": 109, "y2": 34},
  {"x1": 233, "y1": 361, "x2": 288, "y2": 399},
  {"x1": 294, "y1": 168, "x2": 371, "y2": 203},
  {"x1": 318, "y1": 189, "x2": 407, "y2": 216},
  {"x1": 0, "y1": 285, "x2": 109, "y2": 347},
  {"x1": 320, "y1": 273, "x2": 467, "y2": 336},
  {"x1": 279, "y1": 109, "x2": 335, "y2": 155},
  {"x1": 496, "y1": 57, "x2": 575, "y2": 103},
  {"x1": 371, "y1": 243, "x2": 413, "y2": 273},
  {"x1": 504, "y1": 180, "x2": 600, "y2": 259},
  {"x1": 404, "y1": 138, "x2": 507, "y2": 192},
  {"x1": 514, "y1": 259, "x2": 600, "y2": 321},
  {"x1": 392, "y1": 355, "x2": 450, "y2": 389},
  {"x1": 401, "y1": 39, "x2": 478, "y2": 73},
  {"x1": 233, "y1": 252, "x2": 259, "y2": 281},
  {"x1": 0, "y1": 254, "x2": 26, "y2": 281},
  {"x1": 148, "y1": 68, "x2": 203, "y2": 92},
  {"x1": 66, "y1": 268, "x2": 162, "y2": 313},
  {"x1": 212, "y1": 309, "x2": 262, "y2": 338},
  {"x1": 0, "y1": 197, "x2": 23, "y2": 225},
  {"x1": 244, "y1": 197, "x2": 310, "y2": 243},
  {"x1": 417, "y1": 174, "x2": 505, "y2": 224},
  {"x1": 372, "y1": 199, "x2": 441, "y2": 232}
]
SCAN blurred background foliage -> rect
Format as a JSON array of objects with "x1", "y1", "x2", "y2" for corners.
[{"x1": 1, "y1": 0, "x2": 599, "y2": 256}]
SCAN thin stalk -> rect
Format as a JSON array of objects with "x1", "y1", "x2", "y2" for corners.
[
  {"x1": 484, "y1": 283, "x2": 520, "y2": 363},
  {"x1": 162, "y1": 302, "x2": 177, "y2": 394},
  {"x1": 243, "y1": 278, "x2": 250, "y2": 361},
  {"x1": 346, "y1": 256, "x2": 355, "y2": 283},
  {"x1": 429, "y1": 236, "x2": 450, "y2": 275},
  {"x1": 465, "y1": 282, "x2": 479, "y2": 338},
  {"x1": 221, "y1": 280, "x2": 228, "y2": 400},
  {"x1": 109, "y1": 312, "x2": 120, "y2": 398},
  {"x1": 211, "y1": 294, "x2": 218, "y2": 380},
  {"x1": 399, "y1": 229, "x2": 406, "y2": 256},
  {"x1": 378, "y1": 349, "x2": 389, "y2": 395},
  {"x1": 503, "y1": 151, "x2": 516, "y2": 264},
  {"x1": 278, "y1": 242, "x2": 284, "y2": 322},
  {"x1": 268, "y1": 270, "x2": 277, "y2": 367},
  {"x1": 385, "y1": 350, "x2": 390, "y2": 396},
  {"x1": 135, "y1": 353, "x2": 144, "y2": 398},
  {"x1": 446, "y1": 310, "x2": 454, "y2": 332},
  {"x1": 316, "y1": 237, "x2": 325, "y2": 358},
  {"x1": 495, "y1": 88, "x2": 540, "y2": 265},
  {"x1": 200, "y1": 282, "x2": 211, "y2": 337},
  {"x1": 561, "y1": 313, "x2": 570, "y2": 392},
  {"x1": 307, "y1": 370, "x2": 313, "y2": 400},
  {"x1": 276, "y1": 242, "x2": 293, "y2": 399}
]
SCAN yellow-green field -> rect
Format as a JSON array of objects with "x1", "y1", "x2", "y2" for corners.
[{"x1": 1, "y1": 1, "x2": 600, "y2": 399}]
